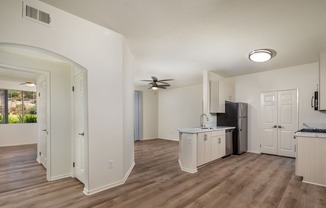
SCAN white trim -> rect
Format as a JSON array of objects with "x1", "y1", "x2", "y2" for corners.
[
  {"x1": 247, "y1": 150, "x2": 261, "y2": 154},
  {"x1": 83, "y1": 161, "x2": 135, "y2": 196},
  {"x1": 0, "y1": 142, "x2": 38, "y2": 147},
  {"x1": 50, "y1": 173, "x2": 72, "y2": 181},
  {"x1": 178, "y1": 159, "x2": 197, "y2": 174},
  {"x1": 302, "y1": 180, "x2": 326, "y2": 188}
]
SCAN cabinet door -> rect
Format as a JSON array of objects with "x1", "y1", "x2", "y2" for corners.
[
  {"x1": 218, "y1": 135, "x2": 226, "y2": 158},
  {"x1": 211, "y1": 136, "x2": 219, "y2": 161},
  {"x1": 320, "y1": 53, "x2": 326, "y2": 110},
  {"x1": 209, "y1": 80, "x2": 219, "y2": 113},
  {"x1": 211, "y1": 131, "x2": 226, "y2": 160},
  {"x1": 197, "y1": 133, "x2": 209, "y2": 166}
]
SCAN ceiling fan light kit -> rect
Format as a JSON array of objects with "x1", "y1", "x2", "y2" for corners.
[
  {"x1": 249, "y1": 49, "x2": 276, "y2": 62},
  {"x1": 21, "y1": 81, "x2": 36, "y2": 87}
]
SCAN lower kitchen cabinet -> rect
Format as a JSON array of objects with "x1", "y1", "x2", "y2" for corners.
[
  {"x1": 197, "y1": 131, "x2": 225, "y2": 166},
  {"x1": 212, "y1": 131, "x2": 226, "y2": 160},
  {"x1": 296, "y1": 136, "x2": 326, "y2": 186}
]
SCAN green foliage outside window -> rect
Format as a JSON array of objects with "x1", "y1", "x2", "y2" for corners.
[{"x1": 1, "y1": 89, "x2": 37, "y2": 124}]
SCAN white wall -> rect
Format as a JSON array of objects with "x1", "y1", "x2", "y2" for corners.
[
  {"x1": 122, "y1": 40, "x2": 135, "y2": 175},
  {"x1": 142, "y1": 90, "x2": 158, "y2": 140},
  {"x1": 0, "y1": 0, "x2": 134, "y2": 195},
  {"x1": 158, "y1": 84, "x2": 203, "y2": 141},
  {"x1": 234, "y1": 63, "x2": 326, "y2": 153},
  {"x1": 0, "y1": 124, "x2": 37, "y2": 146}
]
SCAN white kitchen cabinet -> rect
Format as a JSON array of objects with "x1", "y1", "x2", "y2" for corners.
[
  {"x1": 320, "y1": 53, "x2": 326, "y2": 110},
  {"x1": 296, "y1": 136, "x2": 326, "y2": 186},
  {"x1": 224, "y1": 79, "x2": 235, "y2": 102},
  {"x1": 197, "y1": 133, "x2": 211, "y2": 166},
  {"x1": 197, "y1": 131, "x2": 226, "y2": 166},
  {"x1": 211, "y1": 131, "x2": 226, "y2": 160},
  {"x1": 209, "y1": 80, "x2": 225, "y2": 113},
  {"x1": 178, "y1": 127, "x2": 232, "y2": 173}
]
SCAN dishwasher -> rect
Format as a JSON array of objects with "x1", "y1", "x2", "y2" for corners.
[{"x1": 225, "y1": 129, "x2": 234, "y2": 156}]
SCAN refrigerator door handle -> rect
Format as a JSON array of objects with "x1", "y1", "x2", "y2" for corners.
[{"x1": 239, "y1": 119, "x2": 242, "y2": 131}]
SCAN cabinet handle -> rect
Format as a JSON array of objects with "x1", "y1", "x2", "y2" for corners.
[
  {"x1": 277, "y1": 125, "x2": 282, "y2": 128},
  {"x1": 204, "y1": 134, "x2": 207, "y2": 141},
  {"x1": 218, "y1": 138, "x2": 221, "y2": 143}
]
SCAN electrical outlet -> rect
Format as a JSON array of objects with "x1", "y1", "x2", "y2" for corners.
[{"x1": 108, "y1": 160, "x2": 113, "y2": 169}]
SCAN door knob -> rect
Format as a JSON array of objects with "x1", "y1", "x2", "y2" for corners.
[
  {"x1": 272, "y1": 125, "x2": 277, "y2": 128},
  {"x1": 278, "y1": 125, "x2": 282, "y2": 128},
  {"x1": 78, "y1": 132, "x2": 85, "y2": 136}
]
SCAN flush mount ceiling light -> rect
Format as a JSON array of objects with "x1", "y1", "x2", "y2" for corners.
[{"x1": 249, "y1": 49, "x2": 276, "y2": 62}]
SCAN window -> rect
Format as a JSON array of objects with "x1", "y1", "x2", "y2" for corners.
[{"x1": 0, "y1": 89, "x2": 37, "y2": 124}]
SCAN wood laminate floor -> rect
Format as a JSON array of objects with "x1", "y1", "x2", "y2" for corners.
[{"x1": 0, "y1": 139, "x2": 325, "y2": 208}]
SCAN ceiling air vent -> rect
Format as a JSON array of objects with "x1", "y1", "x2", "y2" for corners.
[
  {"x1": 38, "y1": 10, "x2": 51, "y2": 24},
  {"x1": 25, "y1": 5, "x2": 38, "y2": 20},
  {"x1": 23, "y1": 2, "x2": 52, "y2": 26}
]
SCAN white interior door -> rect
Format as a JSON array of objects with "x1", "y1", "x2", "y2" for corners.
[
  {"x1": 260, "y1": 92, "x2": 278, "y2": 155},
  {"x1": 73, "y1": 71, "x2": 86, "y2": 184},
  {"x1": 38, "y1": 77, "x2": 47, "y2": 168},
  {"x1": 277, "y1": 90, "x2": 298, "y2": 157},
  {"x1": 260, "y1": 90, "x2": 298, "y2": 157}
]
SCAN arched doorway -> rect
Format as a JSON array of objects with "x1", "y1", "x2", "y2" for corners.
[{"x1": 0, "y1": 43, "x2": 89, "y2": 189}]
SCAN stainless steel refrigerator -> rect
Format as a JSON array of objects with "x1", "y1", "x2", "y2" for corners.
[{"x1": 217, "y1": 101, "x2": 248, "y2": 154}]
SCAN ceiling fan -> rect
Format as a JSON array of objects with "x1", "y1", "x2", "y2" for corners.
[
  {"x1": 20, "y1": 82, "x2": 36, "y2": 87},
  {"x1": 141, "y1": 76, "x2": 173, "y2": 90}
]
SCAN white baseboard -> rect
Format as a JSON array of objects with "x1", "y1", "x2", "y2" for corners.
[
  {"x1": 36, "y1": 157, "x2": 40, "y2": 163},
  {"x1": 50, "y1": 173, "x2": 73, "y2": 181},
  {"x1": 178, "y1": 159, "x2": 197, "y2": 174},
  {"x1": 302, "y1": 180, "x2": 326, "y2": 187},
  {"x1": 159, "y1": 137, "x2": 179, "y2": 142},
  {"x1": 247, "y1": 150, "x2": 261, "y2": 154},
  {"x1": 83, "y1": 161, "x2": 135, "y2": 196}
]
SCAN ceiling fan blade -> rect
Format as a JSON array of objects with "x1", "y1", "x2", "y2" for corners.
[
  {"x1": 156, "y1": 81, "x2": 170, "y2": 85},
  {"x1": 151, "y1": 76, "x2": 158, "y2": 81},
  {"x1": 141, "y1": 80, "x2": 153, "y2": 82},
  {"x1": 157, "y1": 86, "x2": 166, "y2": 89},
  {"x1": 157, "y1": 84, "x2": 170, "y2": 87},
  {"x1": 158, "y1": 79, "x2": 173, "y2": 82}
]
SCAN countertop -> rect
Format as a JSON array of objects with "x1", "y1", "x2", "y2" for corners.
[
  {"x1": 294, "y1": 132, "x2": 326, "y2": 138},
  {"x1": 177, "y1": 126, "x2": 235, "y2": 134}
]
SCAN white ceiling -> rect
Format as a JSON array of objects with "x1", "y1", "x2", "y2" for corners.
[
  {"x1": 0, "y1": 67, "x2": 39, "y2": 82},
  {"x1": 0, "y1": 44, "x2": 62, "y2": 83},
  {"x1": 40, "y1": 0, "x2": 326, "y2": 88}
]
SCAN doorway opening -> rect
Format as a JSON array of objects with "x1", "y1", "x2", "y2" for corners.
[{"x1": 0, "y1": 43, "x2": 89, "y2": 191}]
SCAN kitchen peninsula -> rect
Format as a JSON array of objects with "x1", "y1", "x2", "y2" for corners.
[{"x1": 177, "y1": 127, "x2": 235, "y2": 173}]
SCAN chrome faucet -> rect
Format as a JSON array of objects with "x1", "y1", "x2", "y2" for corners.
[{"x1": 200, "y1": 114, "x2": 209, "y2": 128}]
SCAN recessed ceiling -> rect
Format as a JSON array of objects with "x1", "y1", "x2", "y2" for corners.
[{"x1": 40, "y1": 0, "x2": 326, "y2": 88}]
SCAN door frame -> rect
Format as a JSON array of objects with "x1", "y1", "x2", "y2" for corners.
[
  {"x1": 134, "y1": 90, "x2": 143, "y2": 141},
  {"x1": 71, "y1": 69, "x2": 89, "y2": 186},
  {"x1": 259, "y1": 88, "x2": 299, "y2": 156},
  {"x1": 0, "y1": 63, "x2": 51, "y2": 180}
]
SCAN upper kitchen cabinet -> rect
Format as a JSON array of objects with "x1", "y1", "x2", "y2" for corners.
[
  {"x1": 204, "y1": 71, "x2": 235, "y2": 114},
  {"x1": 320, "y1": 53, "x2": 326, "y2": 110},
  {"x1": 209, "y1": 79, "x2": 225, "y2": 113}
]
